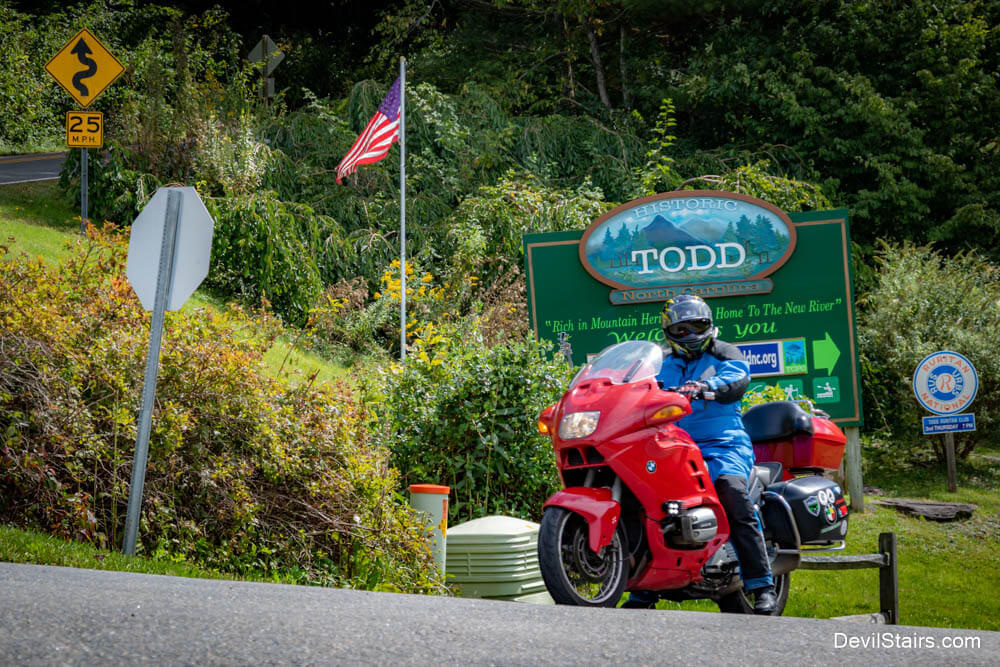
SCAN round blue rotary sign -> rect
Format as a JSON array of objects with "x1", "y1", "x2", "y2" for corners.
[{"x1": 912, "y1": 351, "x2": 978, "y2": 415}]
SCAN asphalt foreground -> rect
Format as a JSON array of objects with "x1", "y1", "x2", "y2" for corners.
[{"x1": 1, "y1": 563, "x2": 996, "y2": 666}]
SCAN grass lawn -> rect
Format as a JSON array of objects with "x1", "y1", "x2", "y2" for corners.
[
  {"x1": 656, "y1": 450, "x2": 1000, "y2": 631},
  {"x1": 0, "y1": 180, "x2": 82, "y2": 263},
  {"x1": 0, "y1": 524, "x2": 296, "y2": 584}
]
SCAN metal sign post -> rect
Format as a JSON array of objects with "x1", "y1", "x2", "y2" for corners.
[
  {"x1": 122, "y1": 186, "x2": 215, "y2": 555},
  {"x1": 945, "y1": 432, "x2": 958, "y2": 493},
  {"x1": 913, "y1": 351, "x2": 978, "y2": 493},
  {"x1": 81, "y1": 148, "x2": 88, "y2": 234},
  {"x1": 122, "y1": 190, "x2": 181, "y2": 555},
  {"x1": 399, "y1": 57, "x2": 407, "y2": 360}
]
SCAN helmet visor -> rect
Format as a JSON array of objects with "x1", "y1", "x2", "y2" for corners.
[{"x1": 666, "y1": 319, "x2": 712, "y2": 338}]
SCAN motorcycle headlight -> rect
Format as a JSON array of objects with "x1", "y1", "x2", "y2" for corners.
[{"x1": 558, "y1": 411, "x2": 600, "y2": 440}]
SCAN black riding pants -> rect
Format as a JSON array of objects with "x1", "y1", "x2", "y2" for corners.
[{"x1": 714, "y1": 474, "x2": 773, "y2": 590}]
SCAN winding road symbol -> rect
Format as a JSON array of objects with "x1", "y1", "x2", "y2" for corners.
[
  {"x1": 44, "y1": 28, "x2": 124, "y2": 108},
  {"x1": 70, "y1": 38, "x2": 98, "y2": 97}
]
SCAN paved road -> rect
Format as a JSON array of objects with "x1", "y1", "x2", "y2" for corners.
[
  {"x1": 1, "y1": 562, "x2": 996, "y2": 666},
  {"x1": 0, "y1": 152, "x2": 66, "y2": 185}
]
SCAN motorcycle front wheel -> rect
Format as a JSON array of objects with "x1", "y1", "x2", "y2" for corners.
[{"x1": 538, "y1": 506, "x2": 627, "y2": 607}]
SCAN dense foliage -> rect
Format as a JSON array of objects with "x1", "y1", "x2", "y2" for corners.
[
  {"x1": 203, "y1": 191, "x2": 327, "y2": 324},
  {"x1": 370, "y1": 319, "x2": 573, "y2": 524},
  {"x1": 0, "y1": 229, "x2": 441, "y2": 592},
  {"x1": 6, "y1": 0, "x2": 1000, "y2": 518},
  {"x1": 380, "y1": 0, "x2": 1000, "y2": 258},
  {"x1": 2, "y1": 2, "x2": 242, "y2": 152},
  {"x1": 675, "y1": 0, "x2": 1000, "y2": 257},
  {"x1": 857, "y1": 244, "x2": 1000, "y2": 465},
  {"x1": 8, "y1": 0, "x2": 997, "y2": 264}
]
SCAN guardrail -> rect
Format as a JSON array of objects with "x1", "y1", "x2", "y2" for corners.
[{"x1": 799, "y1": 532, "x2": 899, "y2": 624}]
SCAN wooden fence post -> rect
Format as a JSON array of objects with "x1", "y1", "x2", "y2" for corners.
[
  {"x1": 845, "y1": 426, "x2": 864, "y2": 512},
  {"x1": 878, "y1": 532, "x2": 899, "y2": 625}
]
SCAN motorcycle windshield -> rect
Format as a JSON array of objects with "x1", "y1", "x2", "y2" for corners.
[{"x1": 568, "y1": 340, "x2": 665, "y2": 389}]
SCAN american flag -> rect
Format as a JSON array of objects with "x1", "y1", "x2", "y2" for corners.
[{"x1": 336, "y1": 77, "x2": 401, "y2": 184}]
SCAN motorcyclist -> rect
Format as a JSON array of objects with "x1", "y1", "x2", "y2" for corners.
[{"x1": 622, "y1": 294, "x2": 777, "y2": 614}]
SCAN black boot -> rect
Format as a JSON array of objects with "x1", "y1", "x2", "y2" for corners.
[
  {"x1": 620, "y1": 591, "x2": 657, "y2": 609},
  {"x1": 620, "y1": 599, "x2": 656, "y2": 610},
  {"x1": 753, "y1": 586, "x2": 777, "y2": 615}
]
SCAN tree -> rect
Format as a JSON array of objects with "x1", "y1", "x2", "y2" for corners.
[{"x1": 673, "y1": 0, "x2": 1000, "y2": 257}]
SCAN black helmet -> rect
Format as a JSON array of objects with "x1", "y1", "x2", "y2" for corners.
[{"x1": 661, "y1": 295, "x2": 716, "y2": 358}]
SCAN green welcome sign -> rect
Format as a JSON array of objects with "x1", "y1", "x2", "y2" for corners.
[{"x1": 524, "y1": 190, "x2": 863, "y2": 426}]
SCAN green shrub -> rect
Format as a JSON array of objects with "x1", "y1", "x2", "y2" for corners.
[
  {"x1": 741, "y1": 384, "x2": 813, "y2": 413},
  {"x1": 60, "y1": 141, "x2": 162, "y2": 226},
  {"x1": 370, "y1": 318, "x2": 574, "y2": 524},
  {"x1": 203, "y1": 191, "x2": 328, "y2": 325},
  {"x1": 0, "y1": 227, "x2": 441, "y2": 593},
  {"x1": 857, "y1": 243, "x2": 1000, "y2": 466},
  {"x1": 632, "y1": 99, "x2": 681, "y2": 197},
  {"x1": 0, "y1": 6, "x2": 61, "y2": 151},
  {"x1": 680, "y1": 158, "x2": 833, "y2": 213},
  {"x1": 443, "y1": 171, "x2": 609, "y2": 288}
]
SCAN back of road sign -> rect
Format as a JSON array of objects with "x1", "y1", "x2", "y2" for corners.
[{"x1": 126, "y1": 187, "x2": 214, "y2": 311}]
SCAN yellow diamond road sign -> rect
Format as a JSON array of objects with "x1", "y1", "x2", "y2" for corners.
[{"x1": 45, "y1": 28, "x2": 124, "y2": 108}]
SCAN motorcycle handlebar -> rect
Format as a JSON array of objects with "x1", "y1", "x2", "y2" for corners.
[{"x1": 660, "y1": 383, "x2": 716, "y2": 401}]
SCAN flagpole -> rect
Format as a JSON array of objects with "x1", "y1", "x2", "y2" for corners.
[{"x1": 399, "y1": 57, "x2": 407, "y2": 361}]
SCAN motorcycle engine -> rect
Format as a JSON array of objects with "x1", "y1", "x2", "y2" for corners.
[{"x1": 663, "y1": 506, "x2": 719, "y2": 547}]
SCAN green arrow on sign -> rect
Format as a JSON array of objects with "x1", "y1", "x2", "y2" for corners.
[{"x1": 812, "y1": 332, "x2": 841, "y2": 375}]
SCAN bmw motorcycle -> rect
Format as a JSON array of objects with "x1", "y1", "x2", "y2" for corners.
[{"x1": 536, "y1": 340, "x2": 850, "y2": 614}]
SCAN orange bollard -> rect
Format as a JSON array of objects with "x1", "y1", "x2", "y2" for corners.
[{"x1": 409, "y1": 484, "x2": 450, "y2": 574}]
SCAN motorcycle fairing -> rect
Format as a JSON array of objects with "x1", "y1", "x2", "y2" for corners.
[{"x1": 543, "y1": 487, "x2": 621, "y2": 553}]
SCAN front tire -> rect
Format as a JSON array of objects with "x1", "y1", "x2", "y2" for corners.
[
  {"x1": 538, "y1": 507, "x2": 628, "y2": 607},
  {"x1": 716, "y1": 572, "x2": 791, "y2": 615}
]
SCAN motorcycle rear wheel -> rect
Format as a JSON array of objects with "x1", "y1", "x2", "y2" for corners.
[
  {"x1": 538, "y1": 507, "x2": 627, "y2": 607},
  {"x1": 716, "y1": 572, "x2": 790, "y2": 615}
]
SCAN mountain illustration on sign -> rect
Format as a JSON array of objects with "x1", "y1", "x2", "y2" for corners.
[
  {"x1": 642, "y1": 215, "x2": 704, "y2": 246},
  {"x1": 596, "y1": 215, "x2": 706, "y2": 264}
]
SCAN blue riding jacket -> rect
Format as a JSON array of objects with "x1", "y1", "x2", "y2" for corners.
[{"x1": 656, "y1": 339, "x2": 753, "y2": 480}]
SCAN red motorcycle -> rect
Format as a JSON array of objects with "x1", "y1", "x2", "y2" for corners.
[{"x1": 536, "y1": 340, "x2": 849, "y2": 614}]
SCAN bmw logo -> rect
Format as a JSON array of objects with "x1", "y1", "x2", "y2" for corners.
[{"x1": 646, "y1": 460, "x2": 656, "y2": 473}]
